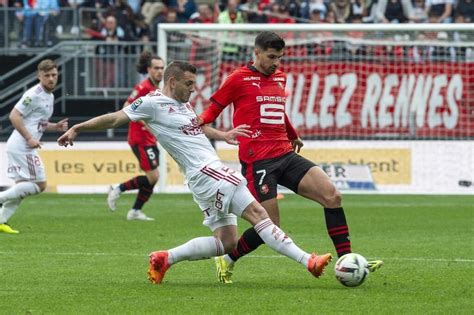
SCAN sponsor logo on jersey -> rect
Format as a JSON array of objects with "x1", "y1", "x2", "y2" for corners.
[
  {"x1": 130, "y1": 98, "x2": 143, "y2": 110},
  {"x1": 252, "y1": 82, "x2": 261, "y2": 89},
  {"x1": 277, "y1": 82, "x2": 284, "y2": 90},
  {"x1": 256, "y1": 96, "x2": 286, "y2": 103},
  {"x1": 179, "y1": 118, "x2": 203, "y2": 136},
  {"x1": 168, "y1": 107, "x2": 176, "y2": 113},
  {"x1": 243, "y1": 76, "x2": 261, "y2": 81},
  {"x1": 23, "y1": 96, "x2": 32, "y2": 106},
  {"x1": 273, "y1": 77, "x2": 284, "y2": 81}
]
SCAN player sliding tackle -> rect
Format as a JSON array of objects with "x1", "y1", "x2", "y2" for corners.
[{"x1": 58, "y1": 61, "x2": 332, "y2": 284}]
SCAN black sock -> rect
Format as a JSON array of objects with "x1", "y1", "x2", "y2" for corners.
[
  {"x1": 324, "y1": 207, "x2": 351, "y2": 258},
  {"x1": 119, "y1": 176, "x2": 149, "y2": 192},
  {"x1": 132, "y1": 183, "x2": 154, "y2": 210},
  {"x1": 228, "y1": 227, "x2": 265, "y2": 262}
]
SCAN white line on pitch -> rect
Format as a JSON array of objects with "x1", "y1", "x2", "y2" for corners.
[{"x1": 0, "y1": 251, "x2": 472, "y2": 262}]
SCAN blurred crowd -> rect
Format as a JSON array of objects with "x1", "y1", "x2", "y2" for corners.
[{"x1": 1, "y1": 0, "x2": 473, "y2": 48}]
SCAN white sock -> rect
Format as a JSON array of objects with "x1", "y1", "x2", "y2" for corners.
[
  {"x1": 168, "y1": 236, "x2": 225, "y2": 266},
  {"x1": 0, "y1": 199, "x2": 22, "y2": 224},
  {"x1": 254, "y1": 218, "x2": 311, "y2": 267},
  {"x1": 0, "y1": 182, "x2": 41, "y2": 203}
]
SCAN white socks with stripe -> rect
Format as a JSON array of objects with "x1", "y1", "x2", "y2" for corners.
[
  {"x1": 168, "y1": 236, "x2": 225, "y2": 265},
  {"x1": 0, "y1": 182, "x2": 40, "y2": 203},
  {"x1": 0, "y1": 199, "x2": 21, "y2": 224},
  {"x1": 254, "y1": 218, "x2": 311, "y2": 267}
]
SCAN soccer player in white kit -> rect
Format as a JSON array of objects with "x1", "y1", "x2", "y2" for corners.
[
  {"x1": 0, "y1": 59, "x2": 68, "y2": 234},
  {"x1": 58, "y1": 61, "x2": 332, "y2": 284}
]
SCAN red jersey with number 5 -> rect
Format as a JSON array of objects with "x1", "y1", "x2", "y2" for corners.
[
  {"x1": 210, "y1": 65, "x2": 293, "y2": 163},
  {"x1": 127, "y1": 78, "x2": 157, "y2": 145}
]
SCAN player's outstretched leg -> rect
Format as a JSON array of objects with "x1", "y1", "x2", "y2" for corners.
[
  {"x1": 148, "y1": 236, "x2": 226, "y2": 284},
  {"x1": 240, "y1": 200, "x2": 332, "y2": 280}
]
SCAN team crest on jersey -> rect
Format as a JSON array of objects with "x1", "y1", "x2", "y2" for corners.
[
  {"x1": 23, "y1": 96, "x2": 32, "y2": 106},
  {"x1": 130, "y1": 98, "x2": 143, "y2": 110},
  {"x1": 260, "y1": 184, "x2": 269, "y2": 195}
]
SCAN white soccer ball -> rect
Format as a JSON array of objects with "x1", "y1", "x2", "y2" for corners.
[{"x1": 334, "y1": 253, "x2": 369, "y2": 287}]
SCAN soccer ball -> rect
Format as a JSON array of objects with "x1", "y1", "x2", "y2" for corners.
[{"x1": 334, "y1": 253, "x2": 369, "y2": 287}]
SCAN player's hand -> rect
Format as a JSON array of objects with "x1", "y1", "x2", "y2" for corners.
[
  {"x1": 27, "y1": 138, "x2": 42, "y2": 149},
  {"x1": 57, "y1": 127, "x2": 79, "y2": 147},
  {"x1": 291, "y1": 138, "x2": 304, "y2": 153},
  {"x1": 224, "y1": 124, "x2": 252, "y2": 145},
  {"x1": 56, "y1": 118, "x2": 69, "y2": 132}
]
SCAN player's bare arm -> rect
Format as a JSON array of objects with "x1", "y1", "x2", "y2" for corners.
[
  {"x1": 45, "y1": 118, "x2": 69, "y2": 132},
  {"x1": 202, "y1": 124, "x2": 252, "y2": 145},
  {"x1": 58, "y1": 111, "x2": 130, "y2": 147},
  {"x1": 9, "y1": 108, "x2": 42, "y2": 149}
]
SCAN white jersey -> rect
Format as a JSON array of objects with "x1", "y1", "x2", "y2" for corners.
[
  {"x1": 122, "y1": 91, "x2": 219, "y2": 180},
  {"x1": 6, "y1": 84, "x2": 54, "y2": 153}
]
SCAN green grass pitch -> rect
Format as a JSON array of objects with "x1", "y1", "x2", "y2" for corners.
[{"x1": 0, "y1": 193, "x2": 472, "y2": 314}]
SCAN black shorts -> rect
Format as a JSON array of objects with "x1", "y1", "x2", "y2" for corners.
[
  {"x1": 130, "y1": 144, "x2": 159, "y2": 171},
  {"x1": 241, "y1": 151, "x2": 316, "y2": 202}
]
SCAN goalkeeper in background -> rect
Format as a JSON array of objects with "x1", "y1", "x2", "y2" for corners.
[
  {"x1": 107, "y1": 51, "x2": 165, "y2": 221},
  {"x1": 199, "y1": 31, "x2": 384, "y2": 283}
]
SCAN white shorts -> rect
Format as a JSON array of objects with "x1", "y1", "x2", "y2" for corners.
[
  {"x1": 189, "y1": 161, "x2": 255, "y2": 231},
  {"x1": 6, "y1": 150, "x2": 46, "y2": 182}
]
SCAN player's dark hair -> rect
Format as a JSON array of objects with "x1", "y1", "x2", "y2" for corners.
[
  {"x1": 163, "y1": 61, "x2": 197, "y2": 82},
  {"x1": 37, "y1": 59, "x2": 57, "y2": 72},
  {"x1": 255, "y1": 31, "x2": 285, "y2": 51},
  {"x1": 136, "y1": 51, "x2": 163, "y2": 74}
]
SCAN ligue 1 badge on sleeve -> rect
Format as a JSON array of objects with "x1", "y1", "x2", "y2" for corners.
[
  {"x1": 131, "y1": 98, "x2": 143, "y2": 110},
  {"x1": 23, "y1": 96, "x2": 32, "y2": 106}
]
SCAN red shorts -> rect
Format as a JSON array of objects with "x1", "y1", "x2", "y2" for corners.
[{"x1": 130, "y1": 144, "x2": 160, "y2": 171}]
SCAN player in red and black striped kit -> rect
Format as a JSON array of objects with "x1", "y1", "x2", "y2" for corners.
[
  {"x1": 199, "y1": 31, "x2": 383, "y2": 283},
  {"x1": 107, "y1": 51, "x2": 164, "y2": 221}
]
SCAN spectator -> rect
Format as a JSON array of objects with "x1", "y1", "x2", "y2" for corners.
[
  {"x1": 455, "y1": 0, "x2": 474, "y2": 22},
  {"x1": 95, "y1": 15, "x2": 125, "y2": 87},
  {"x1": 218, "y1": 0, "x2": 245, "y2": 60},
  {"x1": 21, "y1": 0, "x2": 59, "y2": 47},
  {"x1": 309, "y1": 6, "x2": 326, "y2": 22},
  {"x1": 329, "y1": 0, "x2": 354, "y2": 23},
  {"x1": 169, "y1": 0, "x2": 196, "y2": 23},
  {"x1": 218, "y1": 0, "x2": 244, "y2": 23},
  {"x1": 131, "y1": 12, "x2": 150, "y2": 42},
  {"x1": 267, "y1": 3, "x2": 296, "y2": 23},
  {"x1": 424, "y1": 0, "x2": 453, "y2": 23},
  {"x1": 189, "y1": 3, "x2": 215, "y2": 23},
  {"x1": 142, "y1": 0, "x2": 166, "y2": 40},
  {"x1": 240, "y1": 0, "x2": 268, "y2": 23},
  {"x1": 376, "y1": 0, "x2": 414, "y2": 23},
  {"x1": 411, "y1": 0, "x2": 428, "y2": 22}
]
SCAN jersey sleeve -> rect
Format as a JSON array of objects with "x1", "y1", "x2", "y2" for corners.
[
  {"x1": 122, "y1": 96, "x2": 154, "y2": 122},
  {"x1": 14, "y1": 92, "x2": 37, "y2": 117},
  {"x1": 209, "y1": 71, "x2": 239, "y2": 107},
  {"x1": 126, "y1": 86, "x2": 141, "y2": 104}
]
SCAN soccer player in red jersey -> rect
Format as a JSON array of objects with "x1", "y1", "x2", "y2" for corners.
[
  {"x1": 199, "y1": 31, "x2": 383, "y2": 283},
  {"x1": 107, "y1": 51, "x2": 165, "y2": 221}
]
